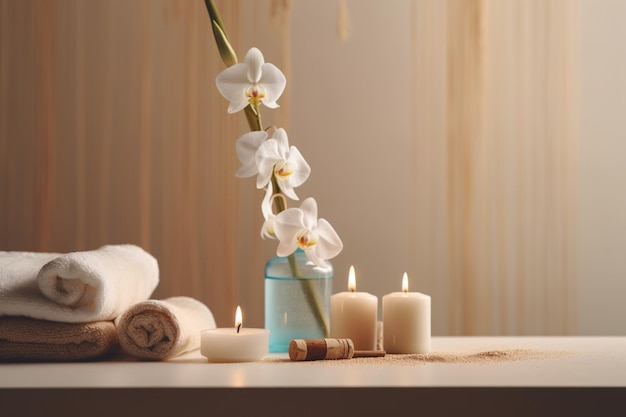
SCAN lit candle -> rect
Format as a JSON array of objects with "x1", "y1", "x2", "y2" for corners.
[
  {"x1": 330, "y1": 266, "x2": 378, "y2": 350},
  {"x1": 200, "y1": 306, "x2": 270, "y2": 363},
  {"x1": 382, "y1": 273, "x2": 431, "y2": 354}
]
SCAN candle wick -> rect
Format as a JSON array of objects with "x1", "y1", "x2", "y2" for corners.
[{"x1": 236, "y1": 322, "x2": 242, "y2": 334}]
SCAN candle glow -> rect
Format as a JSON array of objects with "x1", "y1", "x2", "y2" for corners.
[
  {"x1": 348, "y1": 265, "x2": 356, "y2": 292},
  {"x1": 402, "y1": 272, "x2": 409, "y2": 293},
  {"x1": 235, "y1": 305, "x2": 243, "y2": 333}
]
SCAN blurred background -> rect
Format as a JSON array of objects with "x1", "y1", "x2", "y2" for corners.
[{"x1": 0, "y1": 0, "x2": 623, "y2": 335}]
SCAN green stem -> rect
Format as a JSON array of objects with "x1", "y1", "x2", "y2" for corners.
[
  {"x1": 300, "y1": 274, "x2": 330, "y2": 336},
  {"x1": 244, "y1": 105, "x2": 262, "y2": 132}
]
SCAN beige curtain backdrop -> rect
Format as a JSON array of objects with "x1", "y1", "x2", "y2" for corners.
[
  {"x1": 413, "y1": 0, "x2": 578, "y2": 334},
  {"x1": 0, "y1": 0, "x2": 578, "y2": 334}
]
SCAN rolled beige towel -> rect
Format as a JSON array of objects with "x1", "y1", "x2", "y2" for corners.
[
  {"x1": 0, "y1": 316, "x2": 119, "y2": 362},
  {"x1": 115, "y1": 296, "x2": 216, "y2": 360}
]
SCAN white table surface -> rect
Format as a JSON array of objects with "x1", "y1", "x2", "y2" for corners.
[
  {"x1": 2, "y1": 336, "x2": 625, "y2": 388},
  {"x1": 1, "y1": 336, "x2": 624, "y2": 417}
]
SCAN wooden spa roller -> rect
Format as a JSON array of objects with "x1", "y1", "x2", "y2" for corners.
[{"x1": 288, "y1": 338, "x2": 386, "y2": 362}]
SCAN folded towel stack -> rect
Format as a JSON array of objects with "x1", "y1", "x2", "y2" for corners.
[
  {"x1": 0, "y1": 244, "x2": 216, "y2": 362},
  {"x1": 0, "y1": 244, "x2": 159, "y2": 361},
  {"x1": 0, "y1": 245, "x2": 215, "y2": 361}
]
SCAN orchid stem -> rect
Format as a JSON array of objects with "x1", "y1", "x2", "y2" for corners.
[
  {"x1": 301, "y1": 278, "x2": 330, "y2": 336},
  {"x1": 207, "y1": 0, "x2": 329, "y2": 338},
  {"x1": 245, "y1": 105, "x2": 263, "y2": 132}
]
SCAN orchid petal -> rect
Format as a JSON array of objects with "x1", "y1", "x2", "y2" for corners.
[
  {"x1": 260, "y1": 184, "x2": 277, "y2": 240},
  {"x1": 274, "y1": 208, "x2": 305, "y2": 256},
  {"x1": 244, "y1": 48, "x2": 264, "y2": 83},
  {"x1": 274, "y1": 207, "x2": 304, "y2": 236},
  {"x1": 285, "y1": 146, "x2": 311, "y2": 187},
  {"x1": 261, "y1": 217, "x2": 276, "y2": 240},
  {"x1": 277, "y1": 239, "x2": 299, "y2": 258},
  {"x1": 315, "y1": 218, "x2": 343, "y2": 259},
  {"x1": 298, "y1": 198, "x2": 319, "y2": 229},
  {"x1": 256, "y1": 138, "x2": 281, "y2": 160},
  {"x1": 258, "y1": 64, "x2": 286, "y2": 109},
  {"x1": 215, "y1": 64, "x2": 250, "y2": 113},
  {"x1": 261, "y1": 182, "x2": 273, "y2": 219},
  {"x1": 235, "y1": 131, "x2": 267, "y2": 178},
  {"x1": 256, "y1": 139, "x2": 282, "y2": 188},
  {"x1": 274, "y1": 128, "x2": 290, "y2": 156},
  {"x1": 277, "y1": 183, "x2": 299, "y2": 201}
]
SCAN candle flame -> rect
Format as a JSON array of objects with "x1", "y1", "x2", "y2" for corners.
[
  {"x1": 348, "y1": 265, "x2": 356, "y2": 292},
  {"x1": 235, "y1": 305, "x2": 242, "y2": 333},
  {"x1": 402, "y1": 272, "x2": 409, "y2": 293}
]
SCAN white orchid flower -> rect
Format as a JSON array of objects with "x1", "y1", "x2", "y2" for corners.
[
  {"x1": 256, "y1": 128, "x2": 310, "y2": 200},
  {"x1": 260, "y1": 181, "x2": 277, "y2": 239},
  {"x1": 274, "y1": 197, "x2": 343, "y2": 268},
  {"x1": 215, "y1": 47, "x2": 286, "y2": 114},
  {"x1": 235, "y1": 130, "x2": 268, "y2": 178}
]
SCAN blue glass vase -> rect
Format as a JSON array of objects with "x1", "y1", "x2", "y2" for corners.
[{"x1": 264, "y1": 249, "x2": 333, "y2": 353}]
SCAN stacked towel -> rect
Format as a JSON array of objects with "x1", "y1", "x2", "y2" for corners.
[
  {"x1": 0, "y1": 244, "x2": 159, "y2": 361},
  {"x1": 0, "y1": 244, "x2": 159, "y2": 323},
  {"x1": 0, "y1": 316, "x2": 119, "y2": 362},
  {"x1": 116, "y1": 296, "x2": 216, "y2": 360}
]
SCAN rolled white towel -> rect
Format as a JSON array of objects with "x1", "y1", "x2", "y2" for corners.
[{"x1": 0, "y1": 244, "x2": 159, "y2": 323}]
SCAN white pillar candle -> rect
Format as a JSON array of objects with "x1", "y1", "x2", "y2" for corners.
[
  {"x1": 330, "y1": 266, "x2": 378, "y2": 350},
  {"x1": 382, "y1": 273, "x2": 431, "y2": 354},
  {"x1": 200, "y1": 306, "x2": 269, "y2": 363}
]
